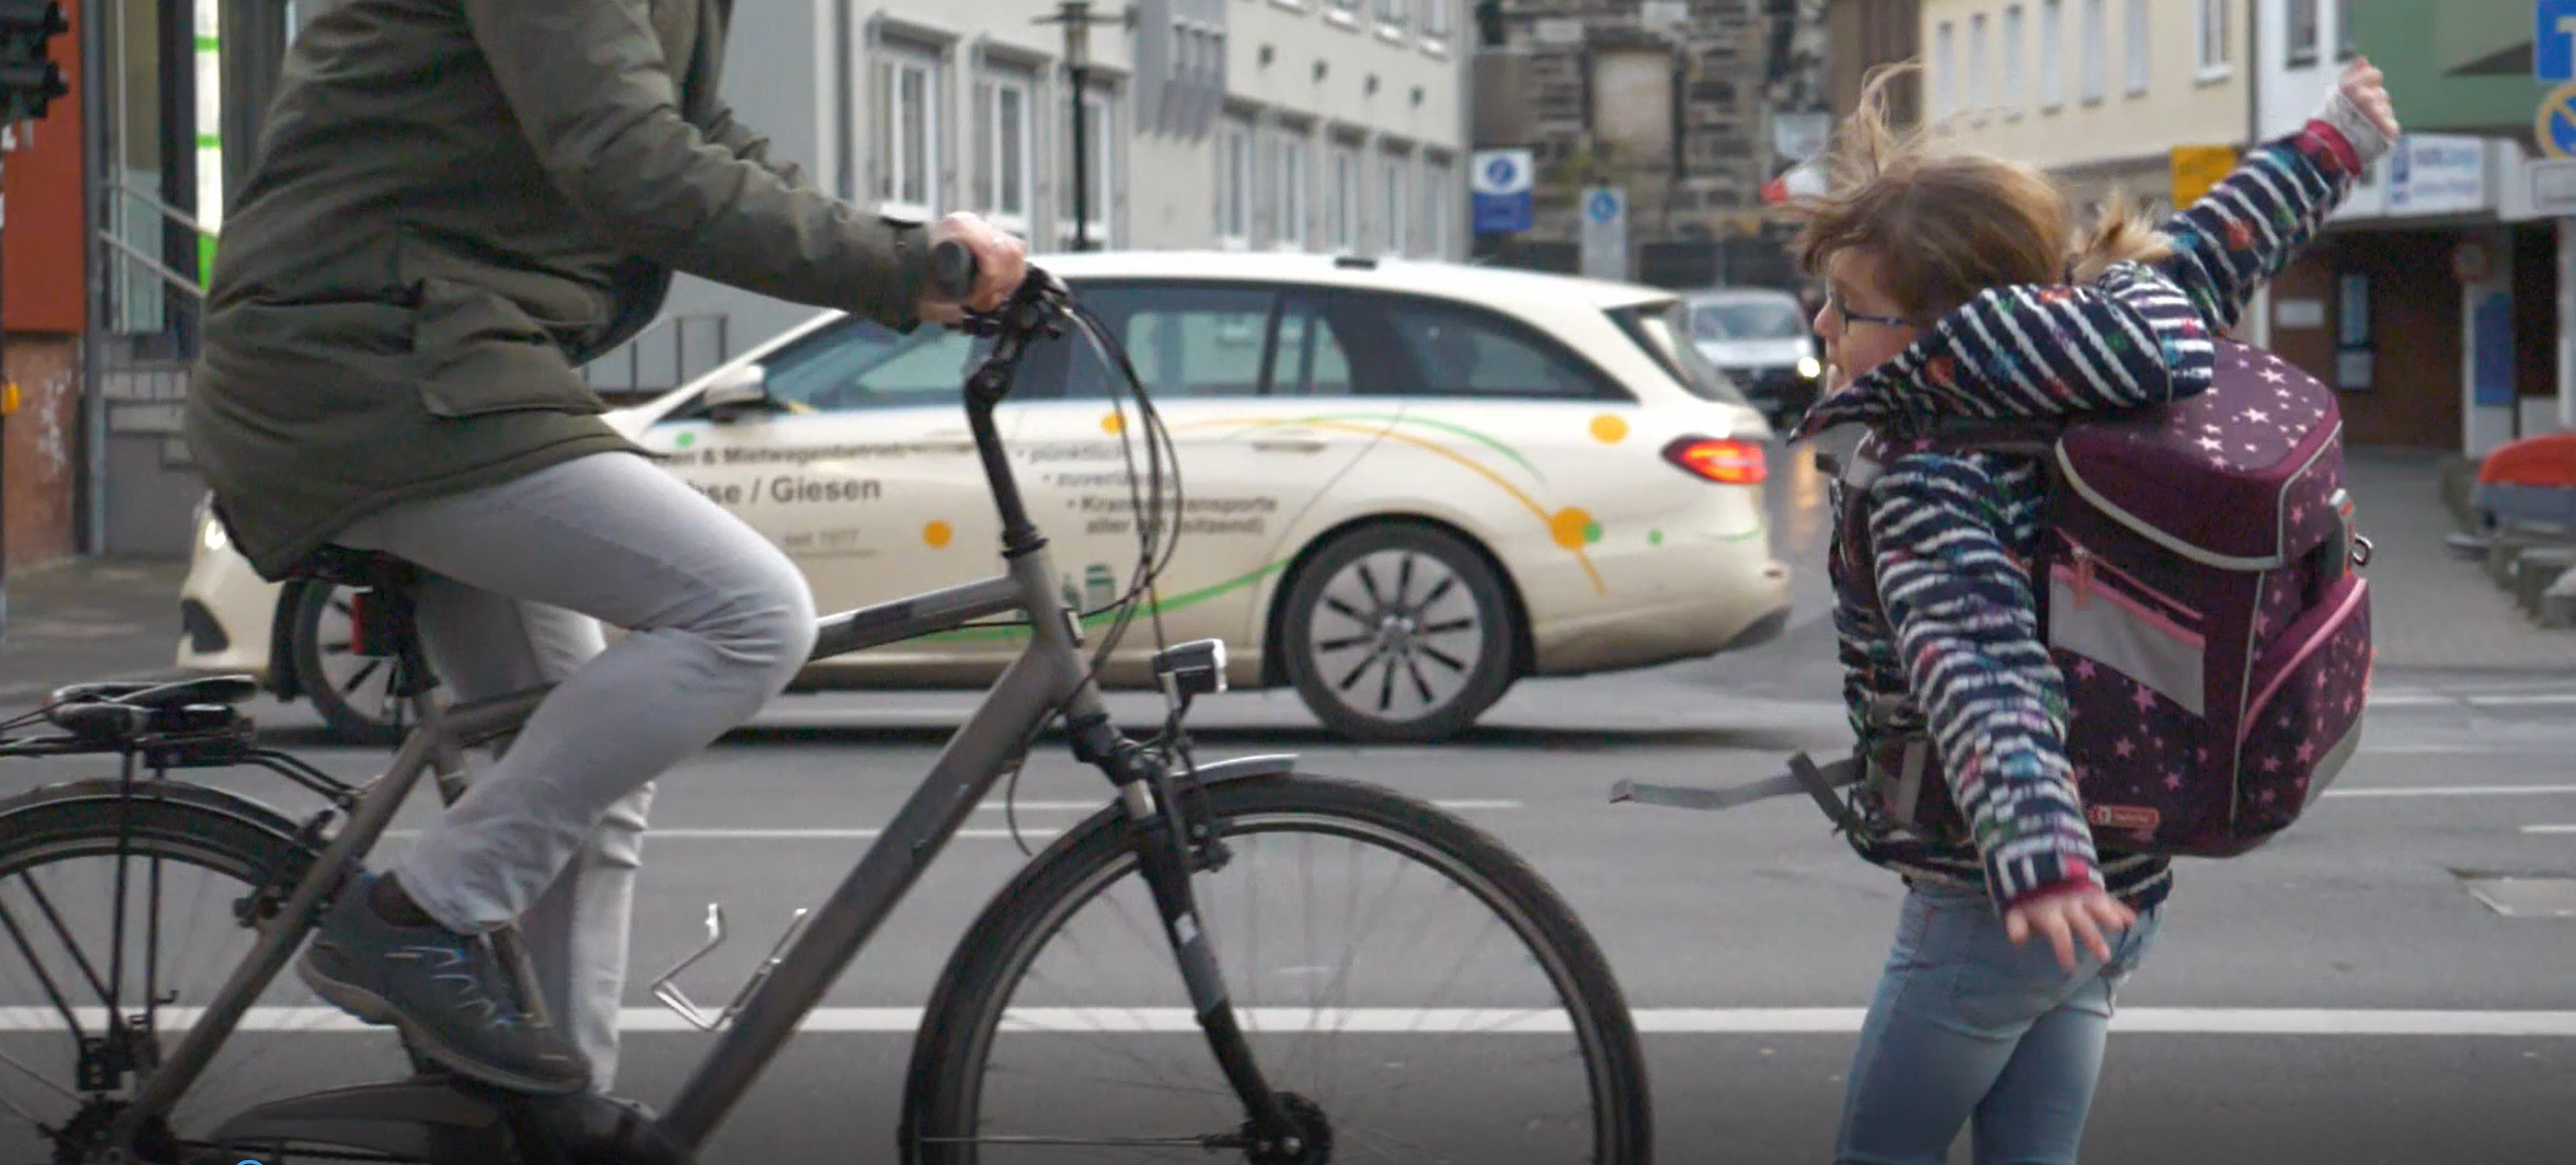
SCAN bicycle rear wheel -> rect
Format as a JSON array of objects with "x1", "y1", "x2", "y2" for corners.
[
  {"x1": 0, "y1": 778, "x2": 416, "y2": 1163},
  {"x1": 902, "y1": 771, "x2": 1650, "y2": 1164}
]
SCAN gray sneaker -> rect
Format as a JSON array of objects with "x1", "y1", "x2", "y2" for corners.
[{"x1": 296, "y1": 872, "x2": 591, "y2": 1095}]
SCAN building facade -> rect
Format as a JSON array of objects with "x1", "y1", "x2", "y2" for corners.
[
  {"x1": 15, "y1": 0, "x2": 1472, "y2": 564},
  {"x1": 2254, "y1": 0, "x2": 2570, "y2": 456},
  {"x1": 1468, "y1": 0, "x2": 1824, "y2": 289},
  {"x1": 1918, "y1": 0, "x2": 2254, "y2": 216}
]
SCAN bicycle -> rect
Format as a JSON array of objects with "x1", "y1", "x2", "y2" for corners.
[{"x1": 0, "y1": 245, "x2": 1652, "y2": 1164}]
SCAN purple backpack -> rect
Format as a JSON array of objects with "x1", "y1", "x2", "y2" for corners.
[{"x1": 1829, "y1": 337, "x2": 2375, "y2": 858}]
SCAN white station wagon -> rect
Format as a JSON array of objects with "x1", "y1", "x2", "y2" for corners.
[{"x1": 176, "y1": 251, "x2": 1795, "y2": 743}]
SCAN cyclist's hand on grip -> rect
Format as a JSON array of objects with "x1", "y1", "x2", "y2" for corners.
[{"x1": 918, "y1": 212, "x2": 1026, "y2": 325}]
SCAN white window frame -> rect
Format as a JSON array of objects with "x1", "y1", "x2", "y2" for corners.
[
  {"x1": 2197, "y1": 0, "x2": 2232, "y2": 80},
  {"x1": 1061, "y1": 82, "x2": 1117, "y2": 249},
  {"x1": 1380, "y1": 148, "x2": 1409, "y2": 253},
  {"x1": 2039, "y1": 0, "x2": 2065, "y2": 110},
  {"x1": 873, "y1": 42, "x2": 944, "y2": 219},
  {"x1": 1934, "y1": 20, "x2": 1956, "y2": 118},
  {"x1": 2002, "y1": 5, "x2": 2025, "y2": 116},
  {"x1": 2079, "y1": 0, "x2": 2105, "y2": 104},
  {"x1": 1377, "y1": 0, "x2": 1409, "y2": 41},
  {"x1": 1422, "y1": 0, "x2": 1451, "y2": 53},
  {"x1": 1329, "y1": 0, "x2": 1362, "y2": 31},
  {"x1": 1274, "y1": 127, "x2": 1310, "y2": 250},
  {"x1": 1217, "y1": 113, "x2": 1254, "y2": 247},
  {"x1": 972, "y1": 66, "x2": 1037, "y2": 237},
  {"x1": 2285, "y1": 0, "x2": 2320, "y2": 67}
]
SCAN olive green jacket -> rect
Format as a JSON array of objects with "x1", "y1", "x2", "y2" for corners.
[{"x1": 185, "y1": 0, "x2": 935, "y2": 579}]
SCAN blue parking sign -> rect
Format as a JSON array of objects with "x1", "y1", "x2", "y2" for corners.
[
  {"x1": 1470, "y1": 148, "x2": 1534, "y2": 235},
  {"x1": 2542, "y1": 0, "x2": 2576, "y2": 81}
]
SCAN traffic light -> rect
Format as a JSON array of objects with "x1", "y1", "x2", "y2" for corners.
[
  {"x1": 0, "y1": 1, "x2": 68, "y2": 126},
  {"x1": 1474, "y1": 0, "x2": 1507, "y2": 49}
]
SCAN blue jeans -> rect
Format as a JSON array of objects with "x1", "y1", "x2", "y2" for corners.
[{"x1": 1832, "y1": 879, "x2": 2163, "y2": 1165}]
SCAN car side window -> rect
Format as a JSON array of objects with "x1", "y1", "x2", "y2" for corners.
[
  {"x1": 1326, "y1": 292, "x2": 1625, "y2": 401},
  {"x1": 1269, "y1": 294, "x2": 1356, "y2": 396},
  {"x1": 754, "y1": 318, "x2": 989, "y2": 413},
  {"x1": 1051, "y1": 283, "x2": 1280, "y2": 401}
]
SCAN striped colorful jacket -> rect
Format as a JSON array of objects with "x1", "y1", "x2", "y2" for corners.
[{"x1": 1790, "y1": 108, "x2": 2387, "y2": 914}]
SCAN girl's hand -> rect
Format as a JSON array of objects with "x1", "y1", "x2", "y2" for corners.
[
  {"x1": 2340, "y1": 56, "x2": 2400, "y2": 140},
  {"x1": 2005, "y1": 885, "x2": 2137, "y2": 970}
]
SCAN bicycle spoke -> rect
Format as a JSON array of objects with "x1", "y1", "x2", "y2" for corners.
[
  {"x1": 0, "y1": 882, "x2": 87, "y2": 1040},
  {"x1": 0, "y1": 1043, "x2": 78, "y2": 1106}
]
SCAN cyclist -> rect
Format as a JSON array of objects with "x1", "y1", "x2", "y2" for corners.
[{"x1": 181, "y1": 0, "x2": 1026, "y2": 1097}]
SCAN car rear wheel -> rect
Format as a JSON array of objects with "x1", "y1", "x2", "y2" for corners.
[
  {"x1": 289, "y1": 582, "x2": 406, "y2": 746},
  {"x1": 1280, "y1": 522, "x2": 1518, "y2": 743}
]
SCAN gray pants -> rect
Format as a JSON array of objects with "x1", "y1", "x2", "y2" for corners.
[{"x1": 335, "y1": 450, "x2": 817, "y2": 1088}]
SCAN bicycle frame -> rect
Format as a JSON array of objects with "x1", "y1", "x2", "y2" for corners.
[{"x1": 108, "y1": 273, "x2": 1296, "y2": 1159}]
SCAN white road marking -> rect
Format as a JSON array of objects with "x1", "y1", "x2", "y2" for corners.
[
  {"x1": 2520, "y1": 825, "x2": 2576, "y2": 835},
  {"x1": 2323, "y1": 784, "x2": 2576, "y2": 799},
  {"x1": 9, "y1": 1006, "x2": 2575, "y2": 1036},
  {"x1": 377, "y1": 800, "x2": 1523, "y2": 843}
]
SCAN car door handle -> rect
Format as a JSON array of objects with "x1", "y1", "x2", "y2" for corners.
[{"x1": 1250, "y1": 437, "x2": 1327, "y2": 453}]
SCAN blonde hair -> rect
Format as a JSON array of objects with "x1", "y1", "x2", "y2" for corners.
[{"x1": 1791, "y1": 63, "x2": 2171, "y2": 324}]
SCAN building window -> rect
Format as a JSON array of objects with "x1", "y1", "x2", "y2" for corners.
[
  {"x1": 1968, "y1": 13, "x2": 1990, "y2": 119},
  {"x1": 1062, "y1": 83, "x2": 1116, "y2": 248},
  {"x1": 1422, "y1": 154, "x2": 1453, "y2": 256},
  {"x1": 972, "y1": 68, "x2": 1035, "y2": 235},
  {"x1": 1423, "y1": 0, "x2": 1451, "y2": 47},
  {"x1": 873, "y1": 44, "x2": 943, "y2": 218},
  {"x1": 1217, "y1": 113, "x2": 1253, "y2": 246},
  {"x1": 1330, "y1": 0, "x2": 1361, "y2": 28},
  {"x1": 1934, "y1": 20, "x2": 1956, "y2": 117},
  {"x1": 2124, "y1": 0, "x2": 2148, "y2": 94},
  {"x1": 2286, "y1": 0, "x2": 2320, "y2": 67},
  {"x1": 1327, "y1": 140, "x2": 1362, "y2": 250},
  {"x1": 2040, "y1": 0, "x2": 2065, "y2": 108},
  {"x1": 1377, "y1": 0, "x2": 1408, "y2": 36},
  {"x1": 2079, "y1": 0, "x2": 2105, "y2": 102},
  {"x1": 1381, "y1": 149, "x2": 1409, "y2": 253},
  {"x1": 1275, "y1": 129, "x2": 1309, "y2": 250},
  {"x1": 2002, "y1": 5, "x2": 2025, "y2": 113},
  {"x1": 2335, "y1": 0, "x2": 2355, "y2": 59},
  {"x1": 2198, "y1": 0, "x2": 2232, "y2": 77}
]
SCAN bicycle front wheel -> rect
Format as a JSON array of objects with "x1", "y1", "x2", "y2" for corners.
[{"x1": 902, "y1": 771, "x2": 1650, "y2": 1164}]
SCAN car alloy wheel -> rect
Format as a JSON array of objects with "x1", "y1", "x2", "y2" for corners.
[{"x1": 1282, "y1": 523, "x2": 1517, "y2": 743}]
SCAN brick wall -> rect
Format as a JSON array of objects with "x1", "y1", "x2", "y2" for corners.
[{"x1": 4, "y1": 334, "x2": 80, "y2": 570}]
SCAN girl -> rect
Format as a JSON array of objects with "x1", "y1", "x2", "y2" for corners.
[{"x1": 1785, "y1": 59, "x2": 2400, "y2": 1165}]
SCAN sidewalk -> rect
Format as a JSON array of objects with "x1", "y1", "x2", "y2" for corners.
[
  {"x1": 2345, "y1": 449, "x2": 2576, "y2": 675},
  {"x1": 0, "y1": 555, "x2": 192, "y2": 704}
]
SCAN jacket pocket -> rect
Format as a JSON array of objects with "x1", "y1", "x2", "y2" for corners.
[{"x1": 409, "y1": 277, "x2": 607, "y2": 419}]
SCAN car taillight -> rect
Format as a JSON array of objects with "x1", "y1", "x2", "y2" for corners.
[{"x1": 1661, "y1": 436, "x2": 1766, "y2": 485}]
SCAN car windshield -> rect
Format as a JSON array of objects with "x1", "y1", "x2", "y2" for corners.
[
  {"x1": 1690, "y1": 299, "x2": 1808, "y2": 341},
  {"x1": 1611, "y1": 300, "x2": 1750, "y2": 406}
]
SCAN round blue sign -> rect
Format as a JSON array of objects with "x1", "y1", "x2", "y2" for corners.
[
  {"x1": 2551, "y1": 92, "x2": 2576, "y2": 159},
  {"x1": 1483, "y1": 156, "x2": 1517, "y2": 185},
  {"x1": 1587, "y1": 189, "x2": 1620, "y2": 222}
]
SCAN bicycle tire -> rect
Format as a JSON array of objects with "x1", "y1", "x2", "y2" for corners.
[
  {"x1": 899, "y1": 770, "x2": 1650, "y2": 1164},
  {"x1": 0, "y1": 779, "x2": 355, "y2": 1163}
]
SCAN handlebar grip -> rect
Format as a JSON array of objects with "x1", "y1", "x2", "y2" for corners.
[{"x1": 930, "y1": 238, "x2": 978, "y2": 301}]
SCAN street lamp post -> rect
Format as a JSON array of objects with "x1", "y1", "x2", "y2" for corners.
[{"x1": 1038, "y1": 2, "x2": 1123, "y2": 251}]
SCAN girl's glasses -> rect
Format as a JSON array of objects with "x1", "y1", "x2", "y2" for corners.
[{"x1": 1826, "y1": 292, "x2": 1911, "y2": 330}]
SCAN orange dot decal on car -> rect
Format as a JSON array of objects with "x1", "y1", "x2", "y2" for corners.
[
  {"x1": 1590, "y1": 413, "x2": 1629, "y2": 444},
  {"x1": 1551, "y1": 507, "x2": 1602, "y2": 550},
  {"x1": 923, "y1": 520, "x2": 953, "y2": 549},
  {"x1": 1101, "y1": 411, "x2": 1125, "y2": 434}
]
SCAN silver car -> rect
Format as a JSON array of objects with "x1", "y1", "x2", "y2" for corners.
[{"x1": 1685, "y1": 287, "x2": 1823, "y2": 428}]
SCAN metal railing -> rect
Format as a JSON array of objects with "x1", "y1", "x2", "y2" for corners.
[{"x1": 580, "y1": 310, "x2": 732, "y2": 404}]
